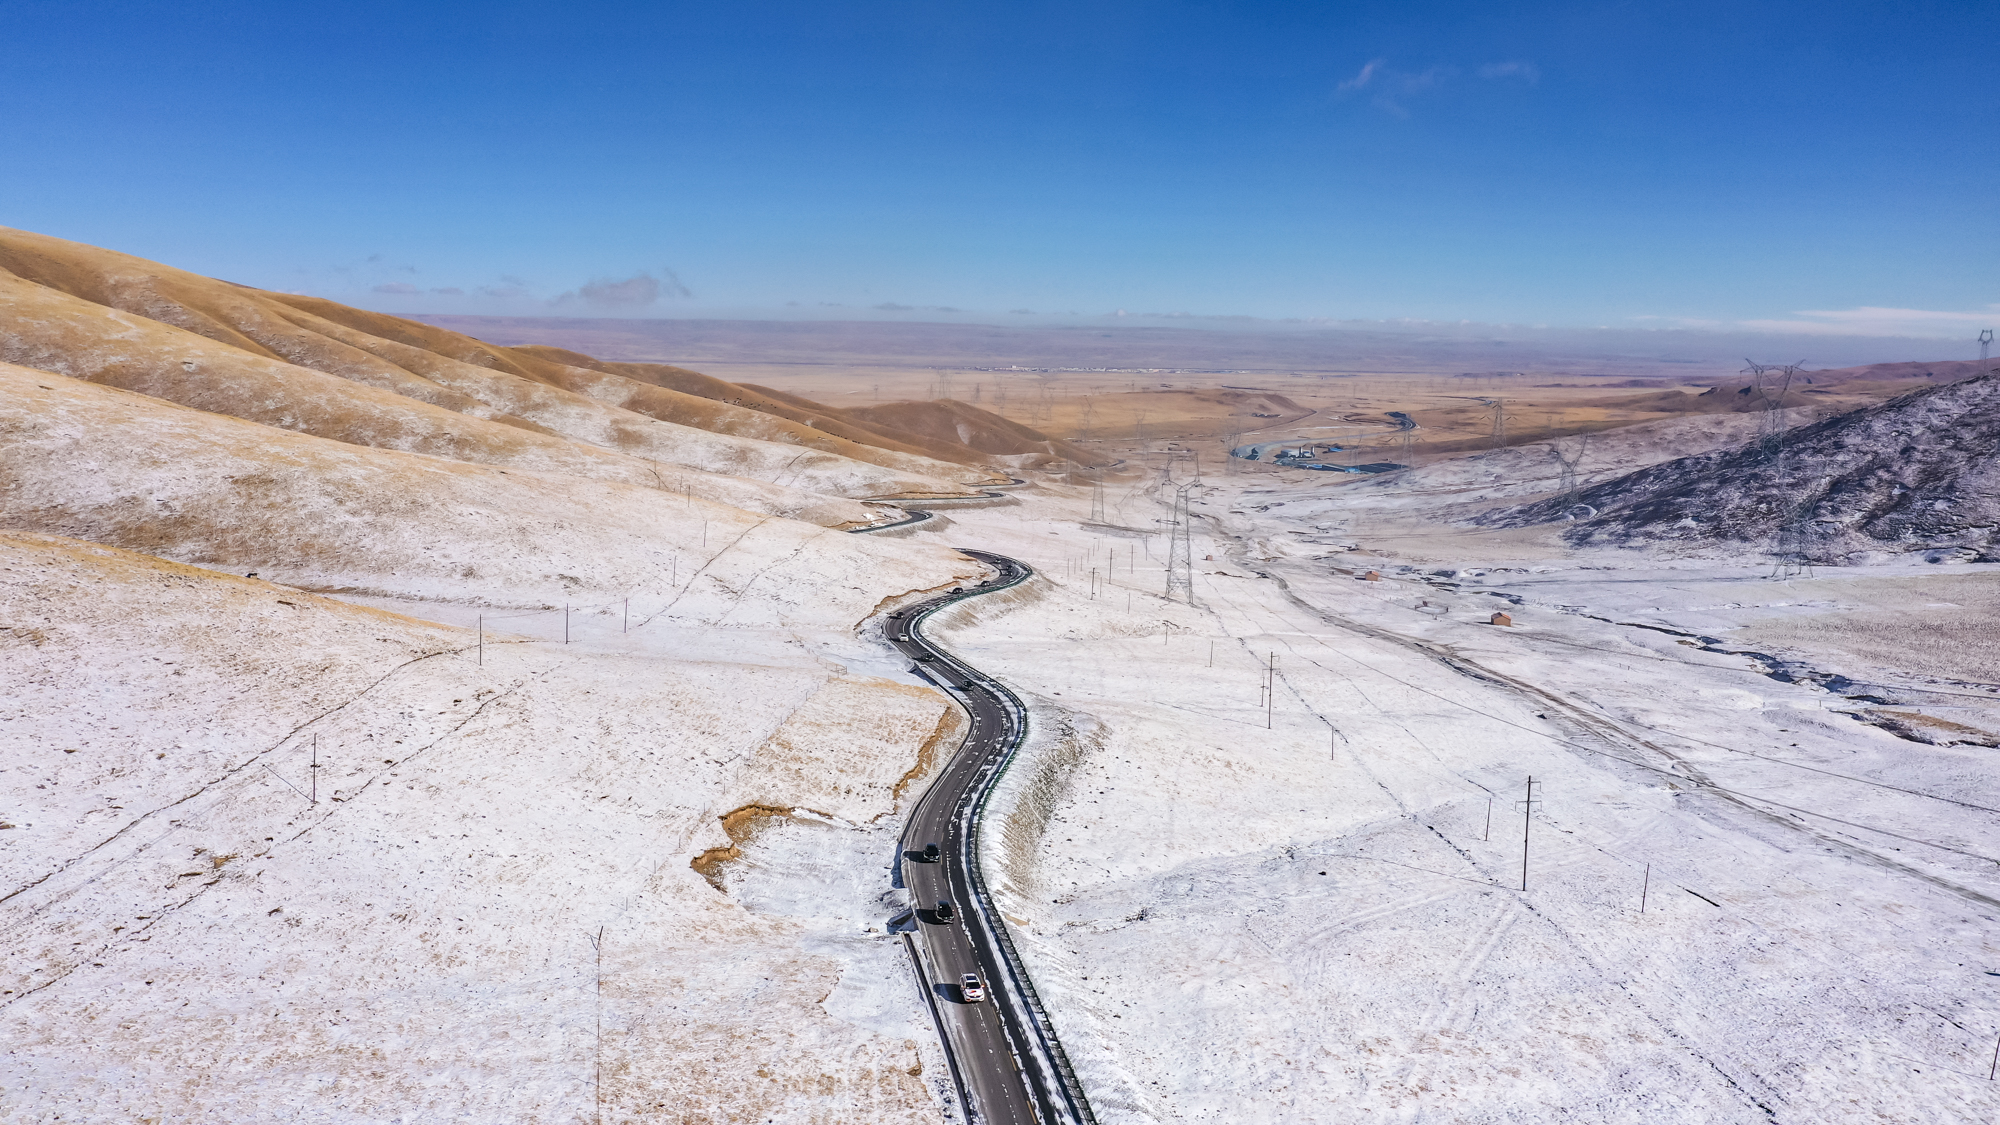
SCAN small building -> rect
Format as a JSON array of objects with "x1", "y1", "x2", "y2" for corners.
[
  {"x1": 1362, "y1": 570, "x2": 1382, "y2": 582},
  {"x1": 1490, "y1": 611, "x2": 1513, "y2": 626}
]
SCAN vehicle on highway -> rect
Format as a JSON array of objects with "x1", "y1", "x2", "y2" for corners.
[
  {"x1": 934, "y1": 898, "x2": 955, "y2": 921},
  {"x1": 959, "y1": 973, "x2": 986, "y2": 1003},
  {"x1": 924, "y1": 841, "x2": 941, "y2": 862}
]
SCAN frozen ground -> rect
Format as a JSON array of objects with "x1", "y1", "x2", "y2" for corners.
[
  {"x1": 0, "y1": 531, "x2": 978, "y2": 1123},
  {"x1": 918, "y1": 469, "x2": 2000, "y2": 1124},
  {"x1": 10, "y1": 431, "x2": 2000, "y2": 1124}
]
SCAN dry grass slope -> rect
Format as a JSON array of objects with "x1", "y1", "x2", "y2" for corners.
[
  {"x1": 0, "y1": 226, "x2": 996, "y2": 504},
  {"x1": 0, "y1": 362, "x2": 979, "y2": 616}
]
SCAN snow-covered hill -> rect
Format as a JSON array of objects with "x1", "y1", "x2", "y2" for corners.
[{"x1": 1483, "y1": 371, "x2": 2000, "y2": 563}]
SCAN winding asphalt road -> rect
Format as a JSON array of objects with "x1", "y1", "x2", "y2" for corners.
[{"x1": 885, "y1": 549, "x2": 1095, "y2": 1125}]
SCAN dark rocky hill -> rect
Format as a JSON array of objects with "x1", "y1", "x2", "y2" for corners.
[{"x1": 1481, "y1": 371, "x2": 2000, "y2": 563}]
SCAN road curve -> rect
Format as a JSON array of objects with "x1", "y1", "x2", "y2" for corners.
[{"x1": 885, "y1": 550, "x2": 1097, "y2": 1125}]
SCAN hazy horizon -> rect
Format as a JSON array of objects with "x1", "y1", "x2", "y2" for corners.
[{"x1": 410, "y1": 311, "x2": 1991, "y2": 376}]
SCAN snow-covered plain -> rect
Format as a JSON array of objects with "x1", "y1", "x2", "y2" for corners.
[
  {"x1": 0, "y1": 530, "x2": 983, "y2": 1123},
  {"x1": 10, "y1": 413, "x2": 2000, "y2": 1124},
  {"x1": 918, "y1": 467, "x2": 2000, "y2": 1124}
]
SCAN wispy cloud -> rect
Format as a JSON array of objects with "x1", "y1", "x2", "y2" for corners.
[
  {"x1": 1336, "y1": 58, "x2": 1387, "y2": 94},
  {"x1": 1478, "y1": 60, "x2": 1539, "y2": 83},
  {"x1": 372, "y1": 281, "x2": 466, "y2": 297},
  {"x1": 1743, "y1": 305, "x2": 2000, "y2": 338},
  {"x1": 550, "y1": 269, "x2": 694, "y2": 310},
  {"x1": 1336, "y1": 58, "x2": 1538, "y2": 115},
  {"x1": 1639, "y1": 304, "x2": 2000, "y2": 339},
  {"x1": 1335, "y1": 59, "x2": 1449, "y2": 117}
]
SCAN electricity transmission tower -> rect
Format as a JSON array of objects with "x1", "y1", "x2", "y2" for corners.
[
  {"x1": 1161, "y1": 453, "x2": 1199, "y2": 603},
  {"x1": 1090, "y1": 476, "x2": 1107, "y2": 524},
  {"x1": 1745, "y1": 359, "x2": 1814, "y2": 577},
  {"x1": 1165, "y1": 482, "x2": 1196, "y2": 603},
  {"x1": 1488, "y1": 398, "x2": 1507, "y2": 449},
  {"x1": 1548, "y1": 432, "x2": 1590, "y2": 509},
  {"x1": 1770, "y1": 495, "x2": 1818, "y2": 580},
  {"x1": 1744, "y1": 359, "x2": 1805, "y2": 452}
]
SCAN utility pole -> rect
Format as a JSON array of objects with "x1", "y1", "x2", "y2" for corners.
[
  {"x1": 477, "y1": 614, "x2": 484, "y2": 667},
  {"x1": 1981, "y1": 328, "x2": 1994, "y2": 372},
  {"x1": 1266, "y1": 653, "x2": 1277, "y2": 729},
  {"x1": 590, "y1": 926, "x2": 605, "y2": 1125},
  {"x1": 310, "y1": 734, "x2": 318, "y2": 805},
  {"x1": 1520, "y1": 776, "x2": 1541, "y2": 891}
]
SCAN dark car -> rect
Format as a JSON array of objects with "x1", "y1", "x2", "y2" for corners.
[
  {"x1": 935, "y1": 898, "x2": 954, "y2": 921},
  {"x1": 924, "y1": 842, "x2": 941, "y2": 862}
]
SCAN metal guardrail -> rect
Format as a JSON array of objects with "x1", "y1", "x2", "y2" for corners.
[
  {"x1": 903, "y1": 930, "x2": 975, "y2": 1122},
  {"x1": 850, "y1": 509, "x2": 937, "y2": 535},
  {"x1": 905, "y1": 554, "x2": 1100, "y2": 1125}
]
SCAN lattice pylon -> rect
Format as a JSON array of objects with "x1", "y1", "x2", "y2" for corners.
[{"x1": 1165, "y1": 482, "x2": 1196, "y2": 604}]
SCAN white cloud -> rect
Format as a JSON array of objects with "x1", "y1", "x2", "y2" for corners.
[
  {"x1": 1635, "y1": 305, "x2": 1999, "y2": 339},
  {"x1": 550, "y1": 269, "x2": 694, "y2": 310},
  {"x1": 1740, "y1": 305, "x2": 2000, "y2": 338},
  {"x1": 1478, "y1": 60, "x2": 1540, "y2": 83},
  {"x1": 1334, "y1": 59, "x2": 1453, "y2": 117},
  {"x1": 1336, "y1": 59, "x2": 1385, "y2": 93}
]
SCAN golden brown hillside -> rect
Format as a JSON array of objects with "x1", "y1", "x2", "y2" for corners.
[
  {"x1": 0, "y1": 227, "x2": 1004, "y2": 502},
  {"x1": 0, "y1": 361, "x2": 975, "y2": 607},
  {"x1": 509, "y1": 344, "x2": 1002, "y2": 467},
  {"x1": 841, "y1": 398, "x2": 1103, "y2": 466}
]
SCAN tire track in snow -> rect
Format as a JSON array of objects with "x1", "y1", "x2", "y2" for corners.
[
  {"x1": 1199, "y1": 537, "x2": 1785, "y2": 1119},
  {"x1": 3, "y1": 645, "x2": 471, "y2": 907},
  {"x1": 1386, "y1": 898, "x2": 1521, "y2": 1119},
  {"x1": 1241, "y1": 555, "x2": 2000, "y2": 909},
  {"x1": 0, "y1": 661, "x2": 554, "y2": 1010}
]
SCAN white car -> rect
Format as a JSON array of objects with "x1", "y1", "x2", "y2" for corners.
[{"x1": 959, "y1": 973, "x2": 986, "y2": 1003}]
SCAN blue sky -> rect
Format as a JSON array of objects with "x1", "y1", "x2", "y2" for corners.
[{"x1": 3, "y1": 0, "x2": 1995, "y2": 340}]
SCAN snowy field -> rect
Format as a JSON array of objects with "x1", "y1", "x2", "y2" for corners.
[
  {"x1": 0, "y1": 531, "x2": 980, "y2": 1123},
  {"x1": 8, "y1": 439, "x2": 1999, "y2": 1124},
  {"x1": 923, "y1": 469, "x2": 2000, "y2": 1124}
]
